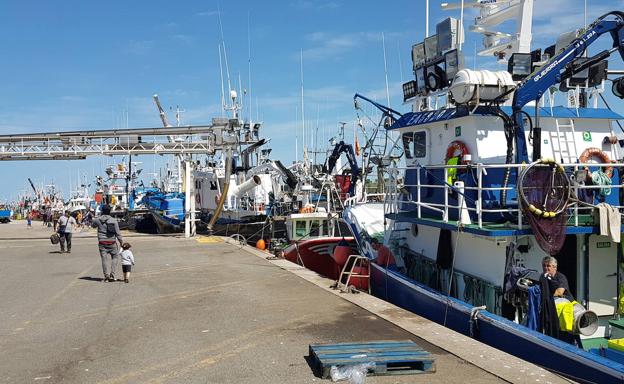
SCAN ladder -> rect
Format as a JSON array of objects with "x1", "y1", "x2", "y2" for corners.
[{"x1": 550, "y1": 118, "x2": 578, "y2": 164}]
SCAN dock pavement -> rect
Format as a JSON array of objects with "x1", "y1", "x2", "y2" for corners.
[{"x1": 0, "y1": 220, "x2": 573, "y2": 383}]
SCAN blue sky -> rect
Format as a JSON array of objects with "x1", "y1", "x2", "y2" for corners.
[{"x1": 1, "y1": 0, "x2": 623, "y2": 201}]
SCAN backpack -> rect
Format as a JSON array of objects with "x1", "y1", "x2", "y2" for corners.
[
  {"x1": 57, "y1": 216, "x2": 67, "y2": 234},
  {"x1": 102, "y1": 219, "x2": 117, "y2": 238}
]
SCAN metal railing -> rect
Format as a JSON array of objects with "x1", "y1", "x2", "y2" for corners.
[{"x1": 390, "y1": 162, "x2": 623, "y2": 229}]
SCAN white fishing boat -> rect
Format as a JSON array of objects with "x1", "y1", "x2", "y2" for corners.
[{"x1": 346, "y1": 1, "x2": 624, "y2": 382}]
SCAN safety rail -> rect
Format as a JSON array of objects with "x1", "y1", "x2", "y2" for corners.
[
  {"x1": 343, "y1": 192, "x2": 386, "y2": 207},
  {"x1": 392, "y1": 162, "x2": 623, "y2": 230}
]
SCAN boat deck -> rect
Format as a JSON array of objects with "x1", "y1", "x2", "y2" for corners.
[{"x1": 0, "y1": 221, "x2": 571, "y2": 383}]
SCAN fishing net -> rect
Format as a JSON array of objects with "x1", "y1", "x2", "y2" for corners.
[{"x1": 517, "y1": 160, "x2": 570, "y2": 255}]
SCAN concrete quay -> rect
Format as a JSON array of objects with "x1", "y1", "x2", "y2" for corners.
[{"x1": 0, "y1": 221, "x2": 572, "y2": 383}]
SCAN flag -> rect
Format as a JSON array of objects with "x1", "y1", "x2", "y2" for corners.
[{"x1": 355, "y1": 136, "x2": 361, "y2": 156}]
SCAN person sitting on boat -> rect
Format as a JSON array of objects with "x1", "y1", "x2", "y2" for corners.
[
  {"x1": 541, "y1": 256, "x2": 582, "y2": 346},
  {"x1": 370, "y1": 238, "x2": 406, "y2": 274},
  {"x1": 542, "y1": 256, "x2": 574, "y2": 301}
]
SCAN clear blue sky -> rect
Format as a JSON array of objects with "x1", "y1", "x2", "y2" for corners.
[{"x1": 0, "y1": 0, "x2": 623, "y2": 201}]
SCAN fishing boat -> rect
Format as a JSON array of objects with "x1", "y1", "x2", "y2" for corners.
[{"x1": 347, "y1": 1, "x2": 624, "y2": 382}]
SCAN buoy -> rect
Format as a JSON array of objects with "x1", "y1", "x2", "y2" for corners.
[
  {"x1": 256, "y1": 239, "x2": 266, "y2": 250},
  {"x1": 332, "y1": 238, "x2": 351, "y2": 266}
]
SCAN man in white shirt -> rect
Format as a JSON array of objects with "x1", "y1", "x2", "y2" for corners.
[{"x1": 57, "y1": 210, "x2": 77, "y2": 253}]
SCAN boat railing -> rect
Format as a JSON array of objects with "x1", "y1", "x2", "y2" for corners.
[
  {"x1": 394, "y1": 162, "x2": 623, "y2": 229},
  {"x1": 343, "y1": 192, "x2": 386, "y2": 207}
]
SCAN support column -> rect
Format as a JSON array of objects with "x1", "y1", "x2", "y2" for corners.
[{"x1": 184, "y1": 160, "x2": 196, "y2": 238}]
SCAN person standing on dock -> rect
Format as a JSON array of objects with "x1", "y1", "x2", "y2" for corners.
[
  {"x1": 57, "y1": 210, "x2": 77, "y2": 253},
  {"x1": 92, "y1": 205, "x2": 124, "y2": 282}
]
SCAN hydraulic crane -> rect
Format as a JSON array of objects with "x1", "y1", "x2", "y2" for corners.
[{"x1": 509, "y1": 11, "x2": 624, "y2": 163}]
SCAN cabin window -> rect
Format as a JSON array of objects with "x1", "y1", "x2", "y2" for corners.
[
  {"x1": 295, "y1": 221, "x2": 306, "y2": 237},
  {"x1": 402, "y1": 133, "x2": 414, "y2": 159},
  {"x1": 322, "y1": 220, "x2": 330, "y2": 236},
  {"x1": 310, "y1": 220, "x2": 320, "y2": 237},
  {"x1": 414, "y1": 131, "x2": 427, "y2": 158},
  {"x1": 210, "y1": 181, "x2": 218, "y2": 190}
]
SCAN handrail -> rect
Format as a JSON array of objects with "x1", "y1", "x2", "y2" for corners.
[{"x1": 390, "y1": 161, "x2": 623, "y2": 229}]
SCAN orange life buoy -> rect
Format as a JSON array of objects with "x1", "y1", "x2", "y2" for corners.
[
  {"x1": 579, "y1": 147, "x2": 613, "y2": 178},
  {"x1": 445, "y1": 140, "x2": 470, "y2": 163}
]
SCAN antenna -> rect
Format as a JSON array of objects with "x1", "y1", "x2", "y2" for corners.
[
  {"x1": 300, "y1": 49, "x2": 306, "y2": 158},
  {"x1": 218, "y1": 44, "x2": 225, "y2": 117},
  {"x1": 218, "y1": 8, "x2": 234, "y2": 114},
  {"x1": 247, "y1": 11, "x2": 253, "y2": 127},
  {"x1": 382, "y1": 32, "x2": 391, "y2": 108}
]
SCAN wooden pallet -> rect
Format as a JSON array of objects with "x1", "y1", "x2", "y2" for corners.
[{"x1": 309, "y1": 340, "x2": 435, "y2": 378}]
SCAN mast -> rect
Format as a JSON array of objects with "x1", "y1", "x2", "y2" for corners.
[{"x1": 300, "y1": 49, "x2": 306, "y2": 166}]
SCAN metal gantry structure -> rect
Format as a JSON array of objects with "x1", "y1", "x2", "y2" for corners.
[
  {"x1": 0, "y1": 117, "x2": 253, "y2": 238},
  {"x1": 0, "y1": 118, "x2": 240, "y2": 161}
]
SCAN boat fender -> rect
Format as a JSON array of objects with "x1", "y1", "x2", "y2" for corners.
[
  {"x1": 332, "y1": 238, "x2": 351, "y2": 266},
  {"x1": 579, "y1": 147, "x2": 613, "y2": 179}
]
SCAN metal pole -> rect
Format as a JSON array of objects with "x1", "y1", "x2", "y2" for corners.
[{"x1": 184, "y1": 160, "x2": 192, "y2": 238}]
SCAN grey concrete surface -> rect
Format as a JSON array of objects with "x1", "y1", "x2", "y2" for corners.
[{"x1": 0, "y1": 220, "x2": 509, "y2": 383}]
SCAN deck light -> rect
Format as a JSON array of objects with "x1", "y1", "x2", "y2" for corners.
[
  {"x1": 426, "y1": 65, "x2": 446, "y2": 91},
  {"x1": 444, "y1": 49, "x2": 462, "y2": 85},
  {"x1": 508, "y1": 53, "x2": 533, "y2": 81},
  {"x1": 612, "y1": 76, "x2": 624, "y2": 99},
  {"x1": 415, "y1": 67, "x2": 427, "y2": 95},
  {"x1": 402, "y1": 80, "x2": 417, "y2": 101},
  {"x1": 412, "y1": 43, "x2": 426, "y2": 70},
  {"x1": 424, "y1": 35, "x2": 439, "y2": 62}
]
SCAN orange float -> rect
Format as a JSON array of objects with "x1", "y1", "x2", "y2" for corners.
[{"x1": 255, "y1": 239, "x2": 267, "y2": 250}]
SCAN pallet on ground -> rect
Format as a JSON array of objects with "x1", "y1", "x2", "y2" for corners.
[{"x1": 309, "y1": 340, "x2": 435, "y2": 378}]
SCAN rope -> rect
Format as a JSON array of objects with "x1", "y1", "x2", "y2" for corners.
[{"x1": 591, "y1": 170, "x2": 612, "y2": 197}]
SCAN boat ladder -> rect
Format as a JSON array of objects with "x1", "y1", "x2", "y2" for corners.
[
  {"x1": 550, "y1": 118, "x2": 579, "y2": 164},
  {"x1": 336, "y1": 254, "x2": 370, "y2": 294}
]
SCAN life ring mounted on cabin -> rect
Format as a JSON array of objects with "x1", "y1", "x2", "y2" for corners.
[
  {"x1": 445, "y1": 140, "x2": 470, "y2": 164},
  {"x1": 445, "y1": 140, "x2": 470, "y2": 184},
  {"x1": 579, "y1": 147, "x2": 613, "y2": 179}
]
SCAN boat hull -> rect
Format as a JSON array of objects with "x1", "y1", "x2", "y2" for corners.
[{"x1": 371, "y1": 264, "x2": 624, "y2": 384}]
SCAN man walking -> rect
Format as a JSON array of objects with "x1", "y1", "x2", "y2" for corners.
[
  {"x1": 91, "y1": 205, "x2": 123, "y2": 282},
  {"x1": 57, "y1": 210, "x2": 77, "y2": 253}
]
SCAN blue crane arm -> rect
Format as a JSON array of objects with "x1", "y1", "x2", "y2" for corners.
[{"x1": 512, "y1": 11, "x2": 624, "y2": 163}]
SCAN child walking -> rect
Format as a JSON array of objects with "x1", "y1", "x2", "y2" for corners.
[{"x1": 120, "y1": 242, "x2": 135, "y2": 283}]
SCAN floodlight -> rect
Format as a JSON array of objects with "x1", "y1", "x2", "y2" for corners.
[
  {"x1": 402, "y1": 80, "x2": 417, "y2": 101},
  {"x1": 612, "y1": 76, "x2": 624, "y2": 99},
  {"x1": 444, "y1": 49, "x2": 463, "y2": 84},
  {"x1": 508, "y1": 53, "x2": 533, "y2": 81},
  {"x1": 415, "y1": 67, "x2": 427, "y2": 94},
  {"x1": 412, "y1": 43, "x2": 426, "y2": 70},
  {"x1": 426, "y1": 65, "x2": 446, "y2": 91},
  {"x1": 424, "y1": 35, "x2": 439, "y2": 61},
  {"x1": 437, "y1": 17, "x2": 461, "y2": 53},
  {"x1": 588, "y1": 60, "x2": 608, "y2": 87}
]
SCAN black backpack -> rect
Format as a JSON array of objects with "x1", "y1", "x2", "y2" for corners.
[{"x1": 102, "y1": 219, "x2": 117, "y2": 238}]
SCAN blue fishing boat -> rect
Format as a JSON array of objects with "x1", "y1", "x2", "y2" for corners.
[{"x1": 345, "y1": 2, "x2": 624, "y2": 382}]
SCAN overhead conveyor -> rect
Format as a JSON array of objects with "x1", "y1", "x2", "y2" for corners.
[{"x1": 0, "y1": 118, "x2": 260, "y2": 161}]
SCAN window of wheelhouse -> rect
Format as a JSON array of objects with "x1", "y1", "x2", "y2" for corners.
[
  {"x1": 413, "y1": 131, "x2": 426, "y2": 158},
  {"x1": 402, "y1": 132, "x2": 414, "y2": 158}
]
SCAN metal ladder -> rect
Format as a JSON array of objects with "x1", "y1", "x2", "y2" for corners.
[{"x1": 550, "y1": 118, "x2": 578, "y2": 164}]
